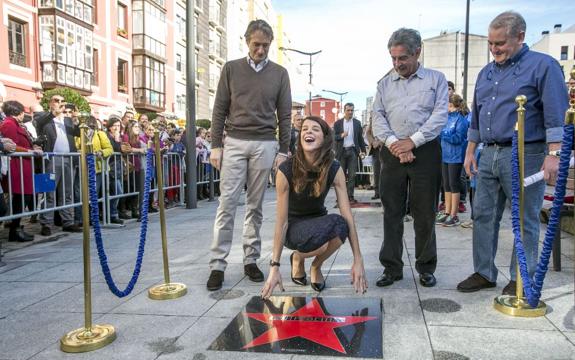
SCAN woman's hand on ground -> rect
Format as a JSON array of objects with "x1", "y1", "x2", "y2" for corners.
[
  {"x1": 261, "y1": 267, "x2": 284, "y2": 300},
  {"x1": 351, "y1": 257, "x2": 368, "y2": 294}
]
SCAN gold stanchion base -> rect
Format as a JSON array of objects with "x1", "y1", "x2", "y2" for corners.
[
  {"x1": 493, "y1": 295, "x2": 547, "y2": 317},
  {"x1": 60, "y1": 324, "x2": 116, "y2": 353},
  {"x1": 148, "y1": 282, "x2": 187, "y2": 300}
]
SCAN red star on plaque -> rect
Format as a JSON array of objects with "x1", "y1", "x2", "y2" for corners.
[{"x1": 242, "y1": 298, "x2": 377, "y2": 354}]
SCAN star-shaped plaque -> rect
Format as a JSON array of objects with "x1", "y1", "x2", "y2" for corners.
[{"x1": 208, "y1": 296, "x2": 382, "y2": 358}]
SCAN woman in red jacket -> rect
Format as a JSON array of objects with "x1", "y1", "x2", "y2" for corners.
[{"x1": 0, "y1": 101, "x2": 43, "y2": 242}]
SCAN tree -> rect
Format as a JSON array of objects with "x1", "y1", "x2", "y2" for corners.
[
  {"x1": 196, "y1": 119, "x2": 211, "y2": 130},
  {"x1": 40, "y1": 87, "x2": 91, "y2": 113},
  {"x1": 140, "y1": 112, "x2": 158, "y2": 121}
]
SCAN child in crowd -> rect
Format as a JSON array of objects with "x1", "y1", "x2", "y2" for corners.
[
  {"x1": 167, "y1": 128, "x2": 185, "y2": 205},
  {"x1": 436, "y1": 94, "x2": 469, "y2": 227}
]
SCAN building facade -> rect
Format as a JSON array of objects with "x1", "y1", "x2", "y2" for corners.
[
  {"x1": 531, "y1": 24, "x2": 575, "y2": 83},
  {"x1": 306, "y1": 96, "x2": 338, "y2": 127},
  {"x1": 1, "y1": 0, "x2": 227, "y2": 124},
  {"x1": 361, "y1": 96, "x2": 373, "y2": 125},
  {"x1": 226, "y1": 0, "x2": 304, "y2": 105},
  {"x1": 172, "y1": 0, "x2": 227, "y2": 122},
  {"x1": 421, "y1": 31, "x2": 491, "y2": 103},
  {"x1": 1, "y1": 0, "x2": 56, "y2": 107}
]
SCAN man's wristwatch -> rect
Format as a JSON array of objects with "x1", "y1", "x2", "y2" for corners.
[
  {"x1": 269, "y1": 260, "x2": 280, "y2": 267},
  {"x1": 548, "y1": 150, "x2": 561, "y2": 157}
]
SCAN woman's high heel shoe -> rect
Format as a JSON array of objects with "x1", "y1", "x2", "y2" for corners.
[
  {"x1": 311, "y1": 281, "x2": 326, "y2": 292},
  {"x1": 290, "y1": 252, "x2": 307, "y2": 286},
  {"x1": 310, "y1": 267, "x2": 325, "y2": 292}
]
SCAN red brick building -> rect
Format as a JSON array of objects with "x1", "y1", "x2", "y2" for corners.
[{"x1": 305, "y1": 96, "x2": 339, "y2": 127}]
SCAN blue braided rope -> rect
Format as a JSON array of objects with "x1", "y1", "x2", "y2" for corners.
[
  {"x1": 510, "y1": 133, "x2": 536, "y2": 302},
  {"x1": 511, "y1": 124, "x2": 574, "y2": 307},
  {"x1": 532, "y1": 124, "x2": 574, "y2": 300},
  {"x1": 87, "y1": 150, "x2": 154, "y2": 297}
]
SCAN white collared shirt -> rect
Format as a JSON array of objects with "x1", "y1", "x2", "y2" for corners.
[
  {"x1": 343, "y1": 117, "x2": 355, "y2": 148},
  {"x1": 247, "y1": 56, "x2": 269, "y2": 72},
  {"x1": 53, "y1": 115, "x2": 70, "y2": 153}
]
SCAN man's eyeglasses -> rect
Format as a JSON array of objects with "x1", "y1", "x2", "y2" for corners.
[{"x1": 52, "y1": 98, "x2": 65, "y2": 103}]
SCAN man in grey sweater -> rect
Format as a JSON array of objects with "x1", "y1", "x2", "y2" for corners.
[{"x1": 207, "y1": 19, "x2": 292, "y2": 291}]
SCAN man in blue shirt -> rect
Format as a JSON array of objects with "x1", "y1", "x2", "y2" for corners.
[
  {"x1": 457, "y1": 11, "x2": 568, "y2": 294},
  {"x1": 372, "y1": 28, "x2": 448, "y2": 288}
]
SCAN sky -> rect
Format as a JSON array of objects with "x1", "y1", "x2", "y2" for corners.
[{"x1": 273, "y1": 0, "x2": 574, "y2": 114}]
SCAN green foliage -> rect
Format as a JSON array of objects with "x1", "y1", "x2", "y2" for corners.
[
  {"x1": 40, "y1": 87, "x2": 91, "y2": 113},
  {"x1": 196, "y1": 119, "x2": 211, "y2": 130},
  {"x1": 141, "y1": 112, "x2": 158, "y2": 121}
]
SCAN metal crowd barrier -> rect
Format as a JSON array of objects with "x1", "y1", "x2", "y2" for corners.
[
  {"x1": 194, "y1": 157, "x2": 221, "y2": 200},
  {"x1": 356, "y1": 156, "x2": 374, "y2": 176},
  {"x1": 0, "y1": 152, "x2": 98, "y2": 222},
  {"x1": 0, "y1": 151, "x2": 220, "y2": 226}
]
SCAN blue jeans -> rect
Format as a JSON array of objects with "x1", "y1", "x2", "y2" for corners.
[{"x1": 472, "y1": 142, "x2": 545, "y2": 282}]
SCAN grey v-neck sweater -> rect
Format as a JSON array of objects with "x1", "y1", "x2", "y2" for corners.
[{"x1": 211, "y1": 58, "x2": 292, "y2": 153}]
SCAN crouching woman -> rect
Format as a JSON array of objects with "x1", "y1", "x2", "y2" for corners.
[{"x1": 261, "y1": 116, "x2": 367, "y2": 299}]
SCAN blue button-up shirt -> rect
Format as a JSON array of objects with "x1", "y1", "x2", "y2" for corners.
[
  {"x1": 468, "y1": 44, "x2": 568, "y2": 144},
  {"x1": 372, "y1": 65, "x2": 448, "y2": 148}
]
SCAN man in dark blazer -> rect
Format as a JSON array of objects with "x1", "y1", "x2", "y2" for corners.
[
  {"x1": 333, "y1": 102, "x2": 366, "y2": 203},
  {"x1": 35, "y1": 94, "x2": 82, "y2": 235}
]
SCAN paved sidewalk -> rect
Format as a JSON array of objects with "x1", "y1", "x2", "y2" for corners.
[{"x1": 0, "y1": 189, "x2": 573, "y2": 360}]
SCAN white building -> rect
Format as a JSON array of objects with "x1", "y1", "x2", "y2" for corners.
[
  {"x1": 531, "y1": 24, "x2": 575, "y2": 83},
  {"x1": 172, "y1": 0, "x2": 227, "y2": 121},
  {"x1": 362, "y1": 96, "x2": 373, "y2": 125},
  {"x1": 421, "y1": 31, "x2": 491, "y2": 104}
]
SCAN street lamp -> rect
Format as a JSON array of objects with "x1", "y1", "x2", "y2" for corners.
[
  {"x1": 322, "y1": 89, "x2": 348, "y2": 118},
  {"x1": 279, "y1": 47, "x2": 322, "y2": 105}
]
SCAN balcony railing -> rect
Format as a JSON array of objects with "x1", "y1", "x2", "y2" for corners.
[
  {"x1": 209, "y1": 43, "x2": 223, "y2": 60},
  {"x1": 209, "y1": 74, "x2": 219, "y2": 90},
  {"x1": 209, "y1": 5, "x2": 221, "y2": 26},
  {"x1": 9, "y1": 51, "x2": 26, "y2": 67}
]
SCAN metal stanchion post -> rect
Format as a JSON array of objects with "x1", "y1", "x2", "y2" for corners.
[
  {"x1": 61, "y1": 115, "x2": 116, "y2": 352},
  {"x1": 0, "y1": 232, "x2": 4, "y2": 267},
  {"x1": 148, "y1": 127, "x2": 187, "y2": 300},
  {"x1": 568, "y1": 70, "x2": 575, "y2": 270},
  {"x1": 208, "y1": 165, "x2": 214, "y2": 201},
  {"x1": 493, "y1": 95, "x2": 547, "y2": 317}
]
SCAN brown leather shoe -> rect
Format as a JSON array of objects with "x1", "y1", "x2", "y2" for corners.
[
  {"x1": 502, "y1": 280, "x2": 517, "y2": 295},
  {"x1": 457, "y1": 272, "x2": 496, "y2": 292},
  {"x1": 40, "y1": 225, "x2": 52, "y2": 236},
  {"x1": 244, "y1": 263, "x2": 264, "y2": 282},
  {"x1": 62, "y1": 224, "x2": 83, "y2": 233}
]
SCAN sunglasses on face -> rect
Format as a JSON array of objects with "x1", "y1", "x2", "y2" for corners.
[{"x1": 52, "y1": 98, "x2": 65, "y2": 103}]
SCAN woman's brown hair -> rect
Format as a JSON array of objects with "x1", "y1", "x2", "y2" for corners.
[
  {"x1": 449, "y1": 94, "x2": 470, "y2": 116},
  {"x1": 126, "y1": 121, "x2": 141, "y2": 147},
  {"x1": 292, "y1": 116, "x2": 334, "y2": 197}
]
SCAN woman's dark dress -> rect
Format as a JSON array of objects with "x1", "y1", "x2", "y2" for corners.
[{"x1": 278, "y1": 158, "x2": 349, "y2": 253}]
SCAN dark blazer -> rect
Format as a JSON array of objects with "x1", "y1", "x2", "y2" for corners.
[
  {"x1": 34, "y1": 112, "x2": 80, "y2": 152},
  {"x1": 333, "y1": 117, "x2": 366, "y2": 159}
]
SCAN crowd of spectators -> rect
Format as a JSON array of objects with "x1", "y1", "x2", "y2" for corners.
[{"x1": 0, "y1": 94, "x2": 214, "y2": 242}]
